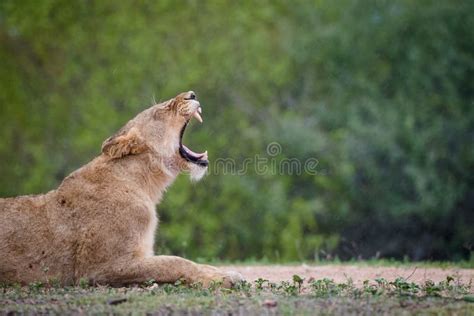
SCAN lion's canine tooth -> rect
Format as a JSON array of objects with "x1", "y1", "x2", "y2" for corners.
[{"x1": 193, "y1": 111, "x2": 203, "y2": 123}]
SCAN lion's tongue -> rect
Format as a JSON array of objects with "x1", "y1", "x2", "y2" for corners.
[{"x1": 182, "y1": 145, "x2": 207, "y2": 160}]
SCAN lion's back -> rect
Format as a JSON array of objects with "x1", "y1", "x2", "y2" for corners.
[
  {"x1": 0, "y1": 192, "x2": 74, "y2": 284},
  {"x1": 0, "y1": 194, "x2": 50, "y2": 235}
]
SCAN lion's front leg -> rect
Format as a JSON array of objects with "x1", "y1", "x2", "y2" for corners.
[{"x1": 97, "y1": 255, "x2": 242, "y2": 288}]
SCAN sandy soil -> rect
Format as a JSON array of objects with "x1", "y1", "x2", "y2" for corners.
[{"x1": 222, "y1": 264, "x2": 474, "y2": 286}]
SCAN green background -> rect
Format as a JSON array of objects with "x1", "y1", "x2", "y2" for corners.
[{"x1": 1, "y1": 0, "x2": 473, "y2": 262}]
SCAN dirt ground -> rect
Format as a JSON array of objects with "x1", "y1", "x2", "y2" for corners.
[{"x1": 222, "y1": 264, "x2": 474, "y2": 286}]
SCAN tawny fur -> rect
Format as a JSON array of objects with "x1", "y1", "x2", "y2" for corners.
[{"x1": 0, "y1": 91, "x2": 241, "y2": 287}]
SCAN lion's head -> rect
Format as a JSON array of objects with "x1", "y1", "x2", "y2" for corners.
[{"x1": 101, "y1": 91, "x2": 208, "y2": 181}]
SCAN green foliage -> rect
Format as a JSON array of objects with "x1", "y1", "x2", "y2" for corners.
[
  {"x1": 78, "y1": 278, "x2": 89, "y2": 289},
  {"x1": 390, "y1": 277, "x2": 420, "y2": 296},
  {"x1": 309, "y1": 278, "x2": 346, "y2": 297},
  {"x1": 0, "y1": 1, "x2": 473, "y2": 261}
]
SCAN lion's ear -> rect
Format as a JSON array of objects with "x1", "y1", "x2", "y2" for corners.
[{"x1": 101, "y1": 127, "x2": 147, "y2": 159}]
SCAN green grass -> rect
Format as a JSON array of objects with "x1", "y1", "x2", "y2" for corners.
[{"x1": 1, "y1": 275, "x2": 473, "y2": 315}]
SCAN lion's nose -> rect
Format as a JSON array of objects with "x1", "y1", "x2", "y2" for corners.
[{"x1": 185, "y1": 91, "x2": 196, "y2": 100}]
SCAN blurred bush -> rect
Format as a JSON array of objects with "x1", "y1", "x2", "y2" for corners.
[{"x1": 0, "y1": 0, "x2": 472, "y2": 261}]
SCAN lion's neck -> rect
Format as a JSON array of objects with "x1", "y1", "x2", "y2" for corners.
[
  {"x1": 62, "y1": 154, "x2": 179, "y2": 205},
  {"x1": 115, "y1": 153, "x2": 179, "y2": 204}
]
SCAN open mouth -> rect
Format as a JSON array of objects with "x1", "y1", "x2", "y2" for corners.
[{"x1": 179, "y1": 106, "x2": 209, "y2": 167}]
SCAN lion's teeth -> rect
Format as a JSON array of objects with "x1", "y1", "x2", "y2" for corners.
[
  {"x1": 198, "y1": 107, "x2": 202, "y2": 114},
  {"x1": 193, "y1": 111, "x2": 203, "y2": 123}
]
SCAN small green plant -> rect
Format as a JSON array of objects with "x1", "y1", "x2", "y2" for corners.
[
  {"x1": 390, "y1": 277, "x2": 419, "y2": 296},
  {"x1": 190, "y1": 282, "x2": 204, "y2": 291},
  {"x1": 208, "y1": 280, "x2": 224, "y2": 292},
  {"x1": 47, "y1": 277, "x2": 61, "y2": 289},
  {"x1": 362, "y1": 280, "x2": 377, "y2": 296},
  {"x1": 173, "y1": 278, "x2": 185, "y2": 287},
  {"x1": 233, "y1": 280, "x2": 252, "y2": 296},
  {"x1": 439, "y1": 275, "x2": 471, "y2": 297},
  {"x1": 292, "y1": 274, "x2": 304, "y2": 293},
  {"x1": 28, "y1": 281, "x2": 44, "y2": 292},
  {"x1": 78, "y1": 277, "x2": 89, "y2": 289},
  {"x1": 422, "y1": 280, "x2": 442, "y2": 297},
  {"x1": 375, "y1": 277, "x2": 388, "y2": 287},
  {"x1": 277, "y1": 281, "x2": 298, "y2": 296},
  {"x1": 309, "y1": 278, "x2": 342, "y2": 297},
  {"x1": 254, "y1": 278, "x2": 268, "y2": 290},
  {"x1": 267, "y1": 281, "x2": 278, "y2": 293},
  {"x1": 144, "y1": 279, "x2": 156, "y2": 287},
  {"x1": 162, "y1": 283, "x2": 179, "y2": 294}
]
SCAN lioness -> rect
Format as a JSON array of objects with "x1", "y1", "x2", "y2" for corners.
[{"x1": 0, "y1": 91, "x2": 242, "y2": 287}]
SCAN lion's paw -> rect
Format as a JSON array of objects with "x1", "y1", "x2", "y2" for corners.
[
  {"x1": 221, "y1": 270, "x2": 244, "y2": 288},
  {"x1": 192, "y1": 266, "x2": 245, "y2": 288}
]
